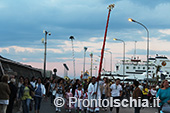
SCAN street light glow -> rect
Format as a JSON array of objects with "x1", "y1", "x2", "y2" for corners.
[
  {"x1": 113, "y1": 38, "x2": 117, "y2": 40},
  {"x1": 128, "y1": 18, "x2": 136, "y2": 22},
  {"x1": 128, "y1": 18, "x2": 133, "y2": 22}
]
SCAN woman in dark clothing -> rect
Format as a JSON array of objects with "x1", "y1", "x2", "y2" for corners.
[
  {"x1": 6, "y1": 78, "x2": 18, "y2": 113},
  {"x1": 133, "y1": 80, "x2": 143, "y2": 113},
  {"x1": 0, "y1": 75, "x2": 11, "y2": 113},
  {"x1": 72, "y1": 79, "x2": 80, "y2": 96}
]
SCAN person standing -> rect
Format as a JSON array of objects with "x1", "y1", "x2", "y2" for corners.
[
  {"x1": 50, "y1": 79, "x2": 56, "y2": 106},
  {"x1": 133, "y1": 80, "x2": 142, "y2": 113},
  {"x1": 34, "y1": 78, "x2": 46, "y2": 113},
  {"x1": 109, "y1": 78, "x2": 122, "y2": 113},
  {"x1": 65, "y1": 87, "x2": 73, "y2": 113},
  {"x1": 30, "y1": 77, "x2": 36, "y2": 88},
  {"x1": 19, "y1": 77, "x2": 34, "y2": 113},
  {"x1": 88, "y1": 77, "x2": 101, "y2": 113},
  {"x1": 6, "y1": 77, "x2": 18, "y2": 113},
  {"x1": 16, "y1": 76, "x2": 24, "y2": 113},
  {"x1": 74, "y1": 85, "x2": 84, "y2": 112},
  {"x1": 157, "y1": 79, "x2": 170, "y2": 113},
  {"x1": 0, "y1": 75, "x2": 11, "y2": 113},
  {"x1": 100, "y1": 77, "x2": 110, "y2": 111},
  {"x1": 55, "y1": 79, "x2": 65, "y2": 112},
  {"x1": 142, "y1": 84, "x2": 149, "y2": 99}
]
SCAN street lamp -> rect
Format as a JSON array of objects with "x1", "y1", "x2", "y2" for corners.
[
  {"x1": 113, "y1": 38, "x2": 125, "y2": 82},
  {"x1": 42, "y1": 30, "x2": 51, "y2": 78},
  {"x1": 105, "y1": 50, "x2": 112, "y2": 74},
  {"x1": 128, "y1": 18, "x2": 149, "y2": 82},
  {"x1": 69, "y1": 36, "x2": 76, "y2": 79},
  {"x1": 89, "y1": 53, "x2": 93, "y2": 77},
  {"x1": 83, "y1": 47, "x2": 88, "y2": 79}
]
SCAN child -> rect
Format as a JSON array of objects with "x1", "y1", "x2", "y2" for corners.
[
  {"x1": 83, "y1": 88, "x2": 88, "y2": 113},
  {"x1": 65, "y1": 87, "x2": 74, "y2": 113},
  {"x1": 75, "y1": 85, "x2": 83, "y2": 113}
]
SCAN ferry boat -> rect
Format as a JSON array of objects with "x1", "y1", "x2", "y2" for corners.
[{"x1": 111, "y1": 54, "x2": 170, "y2": 82}]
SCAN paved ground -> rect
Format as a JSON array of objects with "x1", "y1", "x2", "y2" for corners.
[{"x1": 15, "y1": 98, "x2": 158, "y2": 113}]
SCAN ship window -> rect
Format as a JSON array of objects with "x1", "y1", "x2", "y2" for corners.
[
  {"x1": 133, "y1": 67, "x2": 136, "y2": 69},
  {"x1": 143, "y1": 67, "x2": 145, "y2": 69},
  {"x1": 167, "y1": 72, "x2": 169, "y2": 74},
  {"x1": 126, "y1": 66, "x2": 129, "y2": 69},
  {"x1": 138, "y1": 67, "x2": 140, "y2": 69}
]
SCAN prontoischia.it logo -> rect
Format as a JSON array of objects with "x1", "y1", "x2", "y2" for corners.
[{"x1": 54, "y1": 97, "x2": 160, "y2": 108}]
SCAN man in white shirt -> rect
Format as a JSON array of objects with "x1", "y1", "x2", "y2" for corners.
[
  {"x1": 88, "y1": 77, "x2": 101, "y2": 113},
  {"x1": 110, "y1": 78, "x2": 122, "y2": 113}
]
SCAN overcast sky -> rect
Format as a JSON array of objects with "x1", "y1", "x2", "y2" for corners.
[{"x1": 0, "y1": 0, "x2": 170, "y2": 78}]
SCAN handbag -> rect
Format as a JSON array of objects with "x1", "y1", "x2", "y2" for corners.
[{"x1": 162, "y1": 103, "x2": 170, "y2": 113}]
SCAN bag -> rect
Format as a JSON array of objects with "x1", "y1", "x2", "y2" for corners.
[{"x1": 162, "y1": 103, "x2": 170, "y2": 113}]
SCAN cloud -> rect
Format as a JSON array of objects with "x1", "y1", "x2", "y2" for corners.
[
  {"x1": 0, "y1": 46, "x2": 63, "y2": 53},
  {"x1": 159, "y1": 29, "x2": 170, "y2": 35},
  {"x1": 1, "y1": 0, "x2": 170, "y2": 77}
]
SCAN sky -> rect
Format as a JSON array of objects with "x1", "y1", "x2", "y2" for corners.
[{"x1": 0, "y1": 0, "x2": 170, "y2": 78}]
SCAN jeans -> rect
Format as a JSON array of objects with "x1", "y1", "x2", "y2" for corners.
[
  {"x1": 22, "y1": 99, "x2": 31, "y2": 113},
  {"x1": 34, "y1": 96, "x2": 42, "y2": 110},
  {"x1": 55, "y1": 93, "x2": 63, "y2": 112},
  {"x1": 0, "y1": 104, "x2": 7, "y2": 113},
  {"x1": 101, "y1": 94, "x2": 107, "y2": 108},
  {"x1": 51, "y1": 95, "x2": 55, "y2": 104}
]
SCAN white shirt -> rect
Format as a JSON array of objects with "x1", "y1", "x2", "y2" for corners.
[
  {"x1": 151, "y1": 89, "x2": 157, "y2": 96},
  {"x1": 75, "y1": 89, "x2": 83, "y2": 98},
  {"x1": 0, "y1": 100, "x2": 9, "y2": 105},
  {"x1": 30, "y1": 81, "x2": 36, "y2": 88},
  {"x1": 139, "y1": 85, "x2": 143, "y2": 91},
  {"x1": 35, "y1": 83, "x2": 46, "y2": 96},
  {"x1": 110, "y1": 84, "x2": 122, "y2": 97}
]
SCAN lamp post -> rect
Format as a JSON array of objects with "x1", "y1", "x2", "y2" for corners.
[
  {"x1": 83, "y1": 47, "x2": 88, "y2": 79},
  {"x1": 128, "y1": 18, "x2": 149, "y2": 82},
  {"x1": 90, "y1": 53, "x2": 93, "y2": 77},
  {"x1": 42, "y1": 30, "x2": 51, "y2": 78},
  {"x1": 113, "y1": 38, "x2": 125, "y2": 82},
  {"x1": 105, "y1": 50, "x2": 112, "y2": 74},
  {"x1": 69, "y1": 36, "x2": 76, "y2": 79}
]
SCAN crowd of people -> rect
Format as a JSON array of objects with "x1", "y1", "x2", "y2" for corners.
[{"x1": 0, "y1": 74, "x2": 170, "y2": 113}]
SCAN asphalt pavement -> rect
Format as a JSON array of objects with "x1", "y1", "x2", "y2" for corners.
[{"x1": 23, "y1": 98, "x2": 158, "y2": 113}]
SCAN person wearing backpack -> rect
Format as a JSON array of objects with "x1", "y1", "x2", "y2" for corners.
[{"x1": 34, "y1": 78, "x2": 46, "y2": 113}]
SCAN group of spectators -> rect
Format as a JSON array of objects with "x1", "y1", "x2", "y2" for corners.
[
  {"x1": 0, "y1": 75, "x2": 45, "y2": 113},
  {"x1": 1, "y1": 74, "x2": 170, "y2": 113}
]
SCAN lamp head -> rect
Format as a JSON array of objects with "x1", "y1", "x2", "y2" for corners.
[
  {"x1": 48, "y1": 32, "x2": 51, "y2": 36},
  {"x1": 69, "y1": 36, "x2": 74, "y2": 40},
  {"x1": 128, "y1": 18, "x2": 135, "y2": 22},
  {"x1": 113, "y1": 38, "x2": 117, "y2": 41},
  {"x1": 84, "y1": 47, "x2": 88, "y2": 51},
  {"x1": 41, "y1": 38, "x2": 44, "y2": 43},
  {"x1": 43, "y1": 30, "x2": 46, "y2": 34}
]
